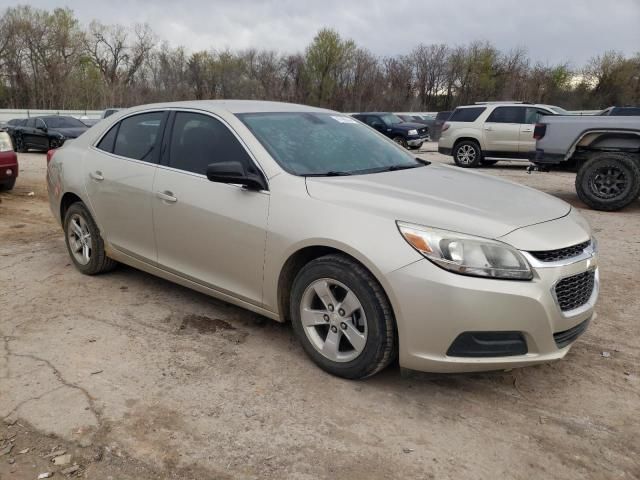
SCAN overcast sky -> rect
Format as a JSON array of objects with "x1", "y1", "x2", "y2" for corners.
[{"x1": 16, "y1": 0, "x2": 640, "y2": 66}]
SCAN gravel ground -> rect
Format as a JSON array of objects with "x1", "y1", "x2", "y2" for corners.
[{"x1": 1, "y1": 145, "x2": 639, "y2": 479}]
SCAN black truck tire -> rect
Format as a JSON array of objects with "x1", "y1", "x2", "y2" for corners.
[{"x1": 575, "y1": 152, "x2": 640, "y2": 211}]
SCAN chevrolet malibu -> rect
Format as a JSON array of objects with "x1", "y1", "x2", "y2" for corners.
[{"x1": 47, "y1": 101, "x2": 599, "y2": 379}]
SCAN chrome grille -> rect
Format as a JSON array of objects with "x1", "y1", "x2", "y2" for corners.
[
  {"x1": 555, "y1": 270, "x2": 595, "y2": 312},
  {"x1": 530, "y1": 240, "x2": 590, "y2": 263}
]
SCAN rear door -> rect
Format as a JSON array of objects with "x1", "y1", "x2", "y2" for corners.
[
  {"x1": 152, "y1": 110, "x2": 269, "y2": 306},
  {"x1": 21, "y1": 118, "x2": 39, "y2": 148},
  {"x1": 84, "y1": 110, "x2": 167, "y2": 263},
  {"x1": 519, "y1": 108, "x2": 553, "y2": 152},
  {"x1": 483, "y1": 106, "x2": 525, "y2": 154}
]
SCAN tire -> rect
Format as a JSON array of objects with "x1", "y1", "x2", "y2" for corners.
[
  {"x1": 290, "y1": 254, "x2": 396, "y2": 379},
  {"x1": 392, "y1": 136, "x2": 408, "y2": 149},
  {"x1": 63, "y1": 202, "x2": 117, "y2": 275},
  {"x1": 575, "y1": 152, "x2": 640, "y2": 211},
  {"x1": 0, "y1": 178, "x2": 16, "y2": 191},
  {"x1": 480, "y1": 160, "x2": 499, "y2": 166},
  {"x1": 15, "y1": 136, "x2": 27, "y2": 153},
  {"x1": 453, "y1": 140, "x2": 482, "y2": 167}
]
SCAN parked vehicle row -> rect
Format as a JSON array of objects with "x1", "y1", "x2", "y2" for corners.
[
  {"x1": 48, "y1": 100, "x2": 599, "y2": 379},
  {"x1": 351, "y1": 112, "x2": 430, "y2": 149}
]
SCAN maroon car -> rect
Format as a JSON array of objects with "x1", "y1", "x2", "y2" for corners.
[{"x1": 0, "y1": 130, "x2": 18, "y2": 191}]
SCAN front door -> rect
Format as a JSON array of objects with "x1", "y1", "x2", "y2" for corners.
[
  {"x1": 83, "y1": 111, "x2": 166, "y2": 262},
  {"x1": 152, "y1": 111, "x2": 269, "y2": 306}
]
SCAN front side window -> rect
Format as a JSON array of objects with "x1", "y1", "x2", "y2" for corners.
[
  {"x1": 379, "y1": 114, "x2": 403, "y2": 126},
  {"x1": 168, "y1": 112, "x2": 253, "y2": 175},
  {"x1": 113, "y1": 112, "x2": 164, "y2": 162},
  {"x1": 237, "y1": 112, "x2": 423, "y2": 176},
  {"x1": 35, "y1": 119, "x2": 46, "y2": 129},
  {"x1": 486, "y1": 106, "x2": 526, "y2": 124}
]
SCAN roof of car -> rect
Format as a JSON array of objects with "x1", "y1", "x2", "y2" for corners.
[
  {"x1": 352, "y1": 112, "x2": 394, "y2": 116},
  {"x1": 125, "y1": 100, "x2": 335, "y2": 115}
]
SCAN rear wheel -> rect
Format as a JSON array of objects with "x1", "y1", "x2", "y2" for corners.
[
  {"x1": 63, "y1": 202, "x2": 117, "y2": 275},
  {"x1": 15, "y1": 136, "x2": 27, "y2": 153},
  {"x1": 453, "y1": 141, "x2": 482, "y2": 167},
  {"x1": 290, "y1": 254, "x2": 396, "y2": 379},
  {"x1": 575, "y1": 152, "x2": 640, "y2": 211}
]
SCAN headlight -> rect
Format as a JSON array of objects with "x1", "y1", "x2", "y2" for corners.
[
  {"x1": 0, "y1": 132, "x2": 13, "y2": 152},
  {"x1": 397, "y1": 222, "x2": 533, "y2": 280},
  {"x1": 408, "y1": 129, "x2": 418, "y2": 136}
]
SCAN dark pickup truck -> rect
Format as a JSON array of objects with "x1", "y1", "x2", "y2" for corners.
[{"x1": 351, "y1": 112, "x2": 429, "y2": 149}]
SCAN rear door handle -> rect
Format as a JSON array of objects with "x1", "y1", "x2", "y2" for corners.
[
  {"x1": 156, "y1": 190, "x2": 177, "y2": 203},
  {"x1": 522, "y1": 128, "x2": 533, "y2": 132},
  {"x1": 89, "y1": 171, "x2": 104, "y2": 181}
]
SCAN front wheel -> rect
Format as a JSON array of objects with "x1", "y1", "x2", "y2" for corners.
[
  {"x1": 575, "y1": 152, "x2": 640, "y2": 211},
  {"x1": 63, "y1": 202, "x2": 118, "y2": 275},
  {"x1": 15, "y1": 136, "x2": 27, "y2": 153},
  {"x1": 0, "y1": 178, "x2": 16, "y2": 191},
  {"x1": 453, "y1": 141, "x2": 482, "y2": 167},
  {"x1": 393, "y1": 136, "x2": 408, "y2": 149},
  {"x1": 290, "y1": 254, "x2": 396, "y2": 379}
]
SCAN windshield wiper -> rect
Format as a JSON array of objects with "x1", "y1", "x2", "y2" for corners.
[
  {"x1": 365, "y1": 162, "x2": 429, "y2": 174},
  {"x1": 302, "y1": 171, "x2": 352, "y2": 177}
]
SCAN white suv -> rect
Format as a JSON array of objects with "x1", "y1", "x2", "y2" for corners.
[{"x1": 438, "y1": 102, "x2": 566, "y2": 167}]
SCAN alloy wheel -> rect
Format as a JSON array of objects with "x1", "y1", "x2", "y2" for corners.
[
  {"x1": 299, "y1": 278, "x2": 368, "y2": 363},
  {"x1": 67, "y1": 213, "x2": 92, "y2": 265},
  {"x1": 590, "y1": 166, "x2": 628, "y2": 199},
  {"x1": 456, "y1": 144, "x2": 477, "y2": 165}
]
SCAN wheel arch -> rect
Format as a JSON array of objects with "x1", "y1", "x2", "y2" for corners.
[
  {"x1": 453, "y1": 136, "x2": 482, "y2": 150},
  {"x1": 570, "y1": 130, "x2": 640, "y2": 160},
  {"x1": 276, "y1": 244, "x2": 399, "y2": 327}
]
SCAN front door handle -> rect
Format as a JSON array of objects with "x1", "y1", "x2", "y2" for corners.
[
  {"x1": 156, "y1": 190, "x2": 177, "y2": 203},
  {"x1": 484, "y1": 126, "x2": 492, "y2": 131},
  {"x1": 89, "y1": 171, "x2": 104, "y2": 181},
  {"x1": 521, "y1": 128, "x2": 533, "y2": 132}
]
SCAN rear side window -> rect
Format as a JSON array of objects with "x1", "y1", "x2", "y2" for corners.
[
  {"x1": 113, "y1": 112, "x2": 164, "y2": 162},
  {"x1": 168, "y1": 112, "x2": 253, "y2": 175},
  {"x1": 486, "y1": 107, "x2": 526, "y2": 124},
  {"x1": 96, "y1": 125, "x2": 119, "y2": 153},
  {"x1": 448, "y1": 107, "x2": 485, "y2": 122},
  {"x1": 613, "y1": 107, "x2": 640, "y2": 116}
]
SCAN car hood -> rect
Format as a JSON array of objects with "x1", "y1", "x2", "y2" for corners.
[
  {"x1": 51, "y1": 127, "x2": 87, "y2": 138},
  {"x1": 305, "y1": 163, "x2": 571, "y2": 240},
  {"x1": 394, "y1": 122, "x2": 425, "y2": 131}
]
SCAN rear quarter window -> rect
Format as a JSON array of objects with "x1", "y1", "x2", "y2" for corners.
[{"x1": 448, "y1": 107, "x2": 485, "y2": 122}]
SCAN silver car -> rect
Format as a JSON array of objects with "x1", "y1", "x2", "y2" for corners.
[{"x1": 47, "y1": 100, "x2": 599, "y2": 379}]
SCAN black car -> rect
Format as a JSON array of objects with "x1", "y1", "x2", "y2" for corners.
[
  {"x1": 351, "y1": 112, "x2": 429, "y2": 149},
  {"x1": 14, "y1": 116, "x2": 89, "y2": 152},
  {"x1": 598, "y1": 106, "x2": 640, "y2": 116}
]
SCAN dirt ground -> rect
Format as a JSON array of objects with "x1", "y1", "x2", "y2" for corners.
[{"x1": 1, "y1": 145, "x2": 639, "y2": 480}]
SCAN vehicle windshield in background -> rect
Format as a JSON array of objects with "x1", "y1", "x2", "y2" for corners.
[
  {"x1": 238, "y1": 112, "x2": 423, "y2": 176},
  {"x1": 44, "y1": 117, "x2": 87, "y2": 128},
  {"x1": 379, "y1": 114, "x2": 404, "y2": 125}
]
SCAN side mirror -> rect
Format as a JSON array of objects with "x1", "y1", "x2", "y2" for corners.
[
  {"x1": 371, "y1": 122, "x2": 384, "y2": 131},
  {"x1": 206, "y1": 161, "x2": 267, "y2": 191},
  {"x1": 37, "y1": 125, "x2": 47, "y2": 132}
]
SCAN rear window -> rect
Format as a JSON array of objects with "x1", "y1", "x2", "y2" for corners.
[
  {"x1": 435, "y1": 111, "x2": 452, "y2": 121},
  {"x1": 448, "y1": 107, "x2": 485, "y2": 122}
]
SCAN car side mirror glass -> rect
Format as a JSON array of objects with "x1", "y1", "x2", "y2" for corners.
[{"x1": 206, "y1": 161, "x2": 266, "y2": 191}]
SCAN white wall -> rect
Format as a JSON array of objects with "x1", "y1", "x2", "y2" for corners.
[{"x1": 0, "y1": 109, "x2": 103, "y2": 122}]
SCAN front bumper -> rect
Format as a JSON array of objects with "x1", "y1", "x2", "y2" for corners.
[
  {"x1": 407, "y1": 136, "x2": 429, "y2": 147},
  {"x1": 386, "y1": 252, "x2": 597, "y2": 373},
  {"x1": 0, "y1": 151, "x2": 18, "y2": 181}
]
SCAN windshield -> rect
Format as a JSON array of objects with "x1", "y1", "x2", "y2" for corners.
[
  {"x1": 237, "y1": 112, "x2": 423, "y2": 176},
  {"x1": 44, "y1": 117, "x2": 86, "y2": 128},
  {"x1": 379, "y1": 114, "x2": 403, "y2": 125},
  {"x1": 549, "y1": 106, "x2": 570, "y2": 115}
]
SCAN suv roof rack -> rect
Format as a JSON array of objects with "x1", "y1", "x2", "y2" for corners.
[{"x1": 474, "y1": 101, "x2": 532, "y2": 105}]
